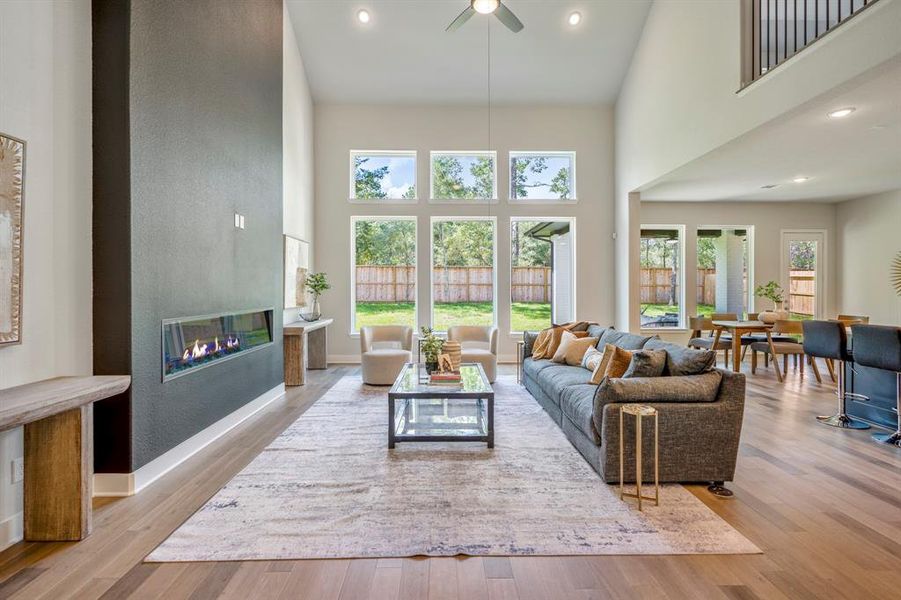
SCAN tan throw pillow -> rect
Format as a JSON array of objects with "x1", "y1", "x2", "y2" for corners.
[
  {"x1": 532, "y1": 327, "x2": 562, "y2": 359},
  {"x1": 604, "y1": 346, "x2": 634, "y2": 379},
  {"x1": 551, "y1": 330, "x2": 590, "y2": 363},
  {"x1": 562, "y1": 336, "x2": 599, "y2": 366},
  {"x1": 590, "y1": 344, "x2": 616, "y2": 384}
]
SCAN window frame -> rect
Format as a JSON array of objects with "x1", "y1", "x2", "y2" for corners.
[
  {"x1": 429, "y1": 216, "x2": 498, "y2": 332},
  {"x1": 429, "y1": 150, "x2": 498, "y2": 204},
  {"x1": 508, "y1": 151, "x2": 577, "y2": 204},
  {"x1": 349, "y1": 215, "x2": 419, "y2": 336},
  {"x1": 348, "y1": 150, "x2": 418, "y2": 204},
  {"x1": 509, "y1": 216, "x2": 577, "y2": 335},
  {"x1": 638, "y1": 223, "x2": 686, "y2": 332},
  {"x1": 697, "y1": 224, "x2": 755, "y2": 317}
]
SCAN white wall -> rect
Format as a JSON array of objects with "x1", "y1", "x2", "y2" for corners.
[
  {"x1": 640, "y1": 201, "x2": 837, "y2": 344},
  {"x1": 0, "y1": 0, "x2": 92, "y2": 550},
  {"x1": 282, "y1": 3, "x2": 315, "y2": 325},
  {"x1": 314, "y1": 104, "x2": 615, "y2": 361},
  {"x1": 836, "y1": 190, "x2": 901, "y2": 325},
  {"x1": 614, "y1": 0, "x2": 901, "y2": 331}
]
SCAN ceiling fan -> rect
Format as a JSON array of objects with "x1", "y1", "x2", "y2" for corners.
[{"x1": 446, "y1": 0, "x2": 524, "y2": 33}]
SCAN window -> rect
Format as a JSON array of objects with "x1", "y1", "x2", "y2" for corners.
[
  {"x1": 351, "y1": 217, "x2": 417, "y2": 332},
  {"x1": 509, "y1": 152, "x2": 576, "y2": 201},
  {"x1": 431, "y1": 217, "x2": 496, "y2": 331},
  {"x1": 430, "y1": 151, "x2": 497, "y2": 201},
  {"x1": 510, "y1": 218, "x2": 575, "y2": 332},
  {"x1": 696, "y1": 227, "x2": 752, "y2": 318},
  {"x1": 781, "y1": 230, "x2": 824, "y2": 320},
  {"x1": 639, "y1": 225, "x2": 684, "y2": 329},
  {"x1": 350, "y1": 151, "x2": 416, "y2": 201}
]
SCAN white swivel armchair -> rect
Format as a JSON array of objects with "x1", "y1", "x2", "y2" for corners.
[
  {"x1": 447, "y1": 325, "x2": 498, "y2": 383},
  {"x1": 360, "y1": 326, "x2": 413, "y2": 385}
]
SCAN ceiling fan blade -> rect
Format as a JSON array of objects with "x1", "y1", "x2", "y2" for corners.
[
  {"x1": 446, "y1": 6, "x2": 475, "y2": 32},
  {"x1": 495, "y1": 2, "x2": 524, "y2": 32}
]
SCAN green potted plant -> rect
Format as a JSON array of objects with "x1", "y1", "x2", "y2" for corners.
[
  {"x1": 301, "y1": 272, "x2": 330, "y2": 322},
  {"x1": 420, "y1": 327, "x2": 444, "y2": 374},
  {"x1": 754, "y1": 280, "x2": 788, "y2": 323}
]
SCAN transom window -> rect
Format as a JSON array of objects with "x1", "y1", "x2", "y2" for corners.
[
  {"x1": 509, "y1": 152, "x2": 576, "y2": 201},
  {"x1": 350, "y1": 151, "x2": 416, "y2": 201},
  {"x1": 430, "y1": 151, "x2": 497, "y2": 201}
]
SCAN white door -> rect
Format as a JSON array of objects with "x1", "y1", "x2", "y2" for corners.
[{"x1": 781, "y1": 231, "x2": 825, "y2": 319}]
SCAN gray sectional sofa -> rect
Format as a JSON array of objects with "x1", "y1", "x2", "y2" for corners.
[{"x1": 522, "y1": 326, "x2": 745, "y2": 485}]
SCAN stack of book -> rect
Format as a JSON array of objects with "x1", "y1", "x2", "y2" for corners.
[{"x1": 429, "y1": 371, "x2": 462, "y2": 385}]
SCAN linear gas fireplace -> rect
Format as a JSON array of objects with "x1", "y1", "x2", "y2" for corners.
[{"x1": 162, "y1": 308, "x2": 274, "y2": 382}]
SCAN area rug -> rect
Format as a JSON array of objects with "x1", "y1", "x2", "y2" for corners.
[{"x1": 147, "y1": 376, "x2": 759, "y2": 561}]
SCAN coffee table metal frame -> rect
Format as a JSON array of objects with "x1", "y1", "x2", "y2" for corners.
[{"x1": 387, "y1": 362, "x2": 494, "y2": 449}]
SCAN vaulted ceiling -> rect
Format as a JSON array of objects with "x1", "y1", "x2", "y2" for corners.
[{"x1": 286, "y1": 0, "x2": 652, "y2": 105}]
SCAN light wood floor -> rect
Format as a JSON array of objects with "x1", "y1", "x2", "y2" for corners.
[{"x1": 1, "y1": 362, "x2": 899, "y2": 599}]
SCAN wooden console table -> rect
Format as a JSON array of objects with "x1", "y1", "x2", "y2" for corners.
[
  {"x1": 0, "y1": 375, "x2": 131, "y2": 541},
  {"x1": 284, "y1": 318, "x2": 333, "y2": 386}
]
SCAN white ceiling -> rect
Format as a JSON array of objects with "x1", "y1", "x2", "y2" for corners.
[
  {"x1": 640, "y1": 58, "x2": 901, "y2": 203},
  {"x1": 286, "y1": 0, "x2": 652, "y2": 105}
]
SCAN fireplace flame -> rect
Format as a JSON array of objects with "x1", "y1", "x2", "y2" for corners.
[{"x1": 179, "y1": 337, "x2": 239, "y2": 364}]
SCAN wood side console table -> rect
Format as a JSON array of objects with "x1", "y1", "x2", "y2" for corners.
[
  {"x1": 0, "y1": 375, "x2": 131, "y2": 542},
  {"x1": 284, "y1": 318, "x2": 333, "y2": 386}
]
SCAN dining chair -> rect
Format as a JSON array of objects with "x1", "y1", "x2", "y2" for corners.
[
  {"x1": 750, "y1": 320, "x2": 817, "y2": 381},
  {"x1": 688, "y1": 317, "x2": 732, "y2": 368}
]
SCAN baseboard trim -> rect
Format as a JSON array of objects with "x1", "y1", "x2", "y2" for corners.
[
  {"x1": 93, "y1": 383, "x2": 286, "y2": 497},
  {"x1": 328, "y1": 354, "x2": 361, "y2": 364},
  {"x1": 0, "y1": 512, "x2": 23, "y2": 552}
]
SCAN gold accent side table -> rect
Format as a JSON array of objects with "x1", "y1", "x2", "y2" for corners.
[
  {"x1": 619, "y1": 404, "x2": 659, "y2": 510},
  {"x1": 516, "y1": 340, "x2": 525, "y2": 384}
]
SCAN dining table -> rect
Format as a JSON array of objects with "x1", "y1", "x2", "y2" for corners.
[{"x1": 711, "y1": 320, "x2": 782, "y2": 382}]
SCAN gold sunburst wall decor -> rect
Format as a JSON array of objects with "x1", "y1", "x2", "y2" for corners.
[{"x1": 893, "y1": 251, "x2": 901, "y2": 296}]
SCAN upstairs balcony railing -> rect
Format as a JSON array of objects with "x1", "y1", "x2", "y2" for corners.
[{"x1": 741, "y1": 0, "x2": 881, "y2": 86}]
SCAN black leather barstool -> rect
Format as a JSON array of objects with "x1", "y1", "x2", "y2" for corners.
[
  {"x1": 850, "y1": 324, "x2": 901, "y2": 446},
  {"x1": 802, "y1": 320, "x2": 869, "y2": 429}
]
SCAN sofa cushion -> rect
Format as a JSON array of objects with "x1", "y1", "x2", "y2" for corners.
[
  {"x1": 623, "y1": 349, "x2": 667, "y2": 378},
  {"x1": 559, "y1": 384, "x2": 600, "y2": 444},
  {"x1": 523, "y1": 331, "x2": 539, "y2": 357},
  {"x1": 593, "y1": 371, "x2": 723, "y2": 430},
  {"x1": 586, "y1": 324, "x2": 610, "y2": 343},
  {"x1": 599, "y1": 329, "x2": 653, "y2": 350},
  {"x1": 645, "y1": 339, "x2": 716, "y2": 375},
  {"x1": 604, "y1": 346, "x2": 634, "y2": 378},
  {"x1": 536, "y1": 364, "x2": 592, "y2": 399},
  {"x1": 523, "y1": 357, "x2": 556, "y2": 381}
]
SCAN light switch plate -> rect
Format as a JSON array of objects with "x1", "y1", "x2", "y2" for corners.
[{"x1": 234, "y1": 212, "x2": 241, "y2": 228}]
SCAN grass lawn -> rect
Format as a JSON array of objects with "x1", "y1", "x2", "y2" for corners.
[
  {"x1": 641, "y1": 303, "x2": 714, "y2": 318},
  {"x1": 354, "y1": 302, "x2": 551, "y2": 332}
]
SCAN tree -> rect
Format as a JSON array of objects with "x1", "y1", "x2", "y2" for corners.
[
  {"x1": 510, "y1": 156, "x2": 571, "y2": 199},
  {"x1": 511, "y1": 221, "x2": 551, "y2": 267},
  {"x1": 697, "y1": 237, "x2": 716, "y2": 268},
  {"x1": 432, "y1": 155, "x2": 495, "y2": 199},
  {"x1": 790, "y1": 241, "x2": 816, "y2": 270},
  {"x1": 353, "y1": 157, "x2": 389, "y2": 199},
  {"x1": 355, "y1": 220, "x2": 415, "y2": 266}
]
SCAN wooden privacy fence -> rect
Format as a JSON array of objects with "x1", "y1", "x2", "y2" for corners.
[
  {"x1": 354, "y1": 266, "x2": 551, "y2": 303},
  {"x1": 642, "y1": 267, "x2": 813, "y2": 315},
  {"x1": 788, "y1": 270, "x2": 815, "y2": 316}
]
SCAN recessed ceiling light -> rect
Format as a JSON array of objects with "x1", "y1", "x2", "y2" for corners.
[
  {"x1": 827, "y1": 107, "x2": 855, "y2": 119},
  {"x1": 473, "y1": 0, "x2": 500, "y2": 15},
  {"x1": 356, "y1": 9, "x2": 371, "y2": 24},
  {"x1": 568, "y1": 12, "x2": 582, "y2": 26},
  {"x1": 761, "y1": 184, "x2": 779, "y2": 189},
  {"x1": 793, "y1": 176, "x2": 810, "y2": 183}
]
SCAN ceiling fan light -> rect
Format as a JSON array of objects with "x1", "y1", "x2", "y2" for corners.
[{"x1": 473, "y1": 0, "x2": 500, "y2": 15}]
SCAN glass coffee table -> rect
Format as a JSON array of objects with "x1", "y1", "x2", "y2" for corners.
[{"x1": 388, "y1": 363, "x2": 494, "y2": 448}]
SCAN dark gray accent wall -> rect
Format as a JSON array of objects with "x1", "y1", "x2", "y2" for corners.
[{"x1": 93, "y1": 0, "x2": 284, "y2": 472}]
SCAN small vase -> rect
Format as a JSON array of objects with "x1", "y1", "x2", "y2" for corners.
[
  {"x1": 300, "y1": 297, "x2": 321, "y2": 322},
  {"x1": 425, "y1": 361, "x2": 438, "y2": 374}
]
